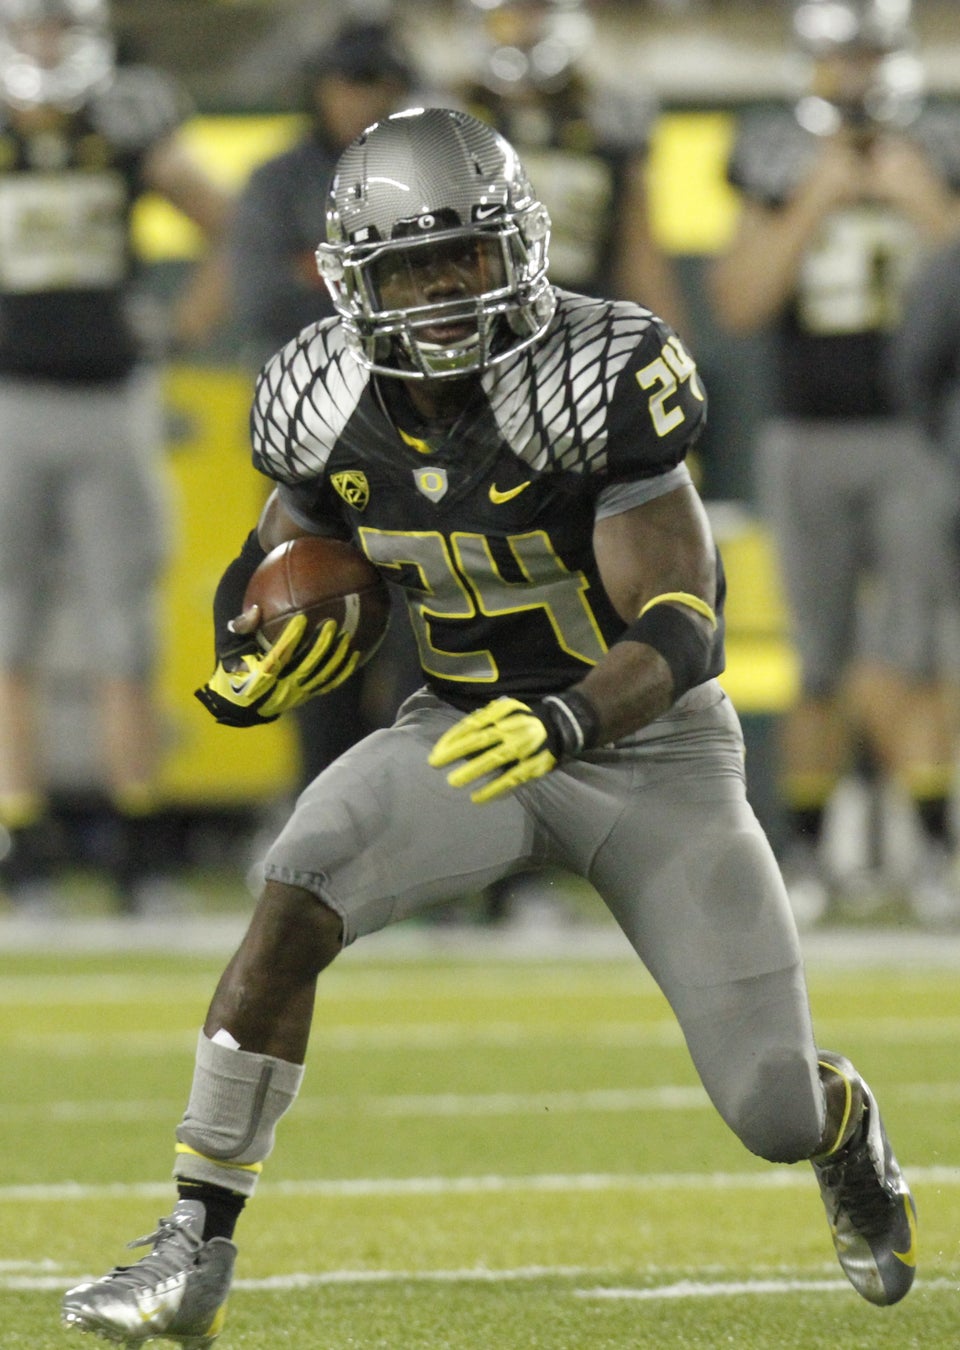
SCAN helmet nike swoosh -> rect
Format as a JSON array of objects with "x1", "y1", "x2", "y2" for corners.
[
  {"x1": 892, "y1": 1196, "x2": 918, "y2": 1267},
  {"x1": 489, "y1": 480, "x2": 532, "y2": 504}
]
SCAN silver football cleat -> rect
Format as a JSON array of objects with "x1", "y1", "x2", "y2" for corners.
[{"x1": 61, "y1": 1199, "x2": 236, "y2": 1347}]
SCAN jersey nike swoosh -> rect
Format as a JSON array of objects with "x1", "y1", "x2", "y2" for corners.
[
  {"x1": 489, "y1": 481, "x2": 532, "y2": 504},
  {"x1": 892, "y1": 1196, "x2": 918, "y2": 1267}
]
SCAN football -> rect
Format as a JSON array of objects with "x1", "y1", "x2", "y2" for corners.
[{"x1": 244, "y1": 535, "x2": 391, "y2": 667}]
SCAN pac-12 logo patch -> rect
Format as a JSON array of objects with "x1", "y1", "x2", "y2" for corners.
[{"x1": 331, "y1": 471, "x2": 370, "y2": 510}]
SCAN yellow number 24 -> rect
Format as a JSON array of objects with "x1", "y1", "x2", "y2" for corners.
[{"x1": 635, "y1": 335, "x2": 705, "y2": 437}]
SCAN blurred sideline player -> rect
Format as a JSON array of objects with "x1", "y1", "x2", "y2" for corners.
[
  {"x1": 63, "y1": 107, "x2": 917, "y2": 1347},
  {"x1": 228, "y1": 17, "x2": 424, "y2": 793},
  {"x1": 709, "y1": 0, "x2": 960, "y2": 925},
  {"x1": 0, "y1": 0, "x2": 231, "y2": 913}
]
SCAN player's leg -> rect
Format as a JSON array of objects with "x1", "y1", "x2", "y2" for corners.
[
  {"x1": 756, "y1": 418, "x2": 860, "y2": 923},
  {"x1": 70, "y1": 371, "x2": 173, "y2": 911},
  {"x1": 260, "y1": 690, "x2": 544, "y2": 942},
  {"x1": 580, "y1": 693, "x2": 824, "y2": 1159},
  {"x1": 574, "y1": 689, "x2": 916, "y2": 1304},
  {"x1": 63, "y1": 691, "x2": 541, "y2": 1342},
  {"x1": 0, "y1": 378, "x2": 66, "y2": 907},
  {"x1": 61, "y1": 875, "x2": 335, "y2": 1346},
  {"x1": 853, "y1": 425, "x2": 960, "y2": 922}
]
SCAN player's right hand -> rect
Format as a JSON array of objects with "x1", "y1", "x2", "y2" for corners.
[{"x1": 194, "y1": 613, "x2": 360, "y2": 727}]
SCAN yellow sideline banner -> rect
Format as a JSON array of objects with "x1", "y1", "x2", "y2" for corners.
[
  {"x1": 156, "y1": 365, "x2": 299, "y2": 802},
  {"x1": 715, "y1": 523, "x2": 798, "y2": 714}
]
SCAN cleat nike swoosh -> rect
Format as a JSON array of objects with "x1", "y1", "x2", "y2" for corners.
[
  {"x1": 489, "y1": 480, "x2": 532, "y2": 504},
  {"x1": 892, "y1": 1196, "x2": 918, "y2": 1267},
  {"x1": 136, "y1": 1282, "x2": 184, "y2": 1323}
]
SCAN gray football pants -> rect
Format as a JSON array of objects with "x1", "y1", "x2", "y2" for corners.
[
  {"x1": 757, "y1": 416, "x2": 959, "y2": 695},
  {"x1": 263, "y1": 680, "x2": 825, "y2": 1164},
  {"x1": 0, "y1": 370, "x2": 168, "y2": 675}
]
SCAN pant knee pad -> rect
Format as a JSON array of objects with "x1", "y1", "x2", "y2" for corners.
[{"x1": 735, "y1": 1049, "x2": 824, "y2": 1164}]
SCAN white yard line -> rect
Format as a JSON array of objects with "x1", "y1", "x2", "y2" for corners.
[
  {"x1": 0, "y1": 1085, "x2": 713, "y2": 1124},
  {"x1": 6, "y1": 1266, "x2": 958, "y2": 1295},
  {"x1": 576, "y1": 1276, "x2": 960, "y2": 1300},
  {"x1": 3, "y1": 1165, "x2": 958, "y2": 1205},
  {"x1": 2, "y1": 1078, "x2": 959, "y2": 1125}
]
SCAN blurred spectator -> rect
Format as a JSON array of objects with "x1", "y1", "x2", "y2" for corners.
[
  {"x1": 709, "y1": 0, "x2": 960, "y2": 925},
  {"x1": 0, "y1": 0, "x2": 231, "y2": 914},
  {"x1": 457, "y1": 0, "x2": 688, "y2": 333},
  {"x1": 229, "y1": 17, "x2": 424, "y2": 789}
]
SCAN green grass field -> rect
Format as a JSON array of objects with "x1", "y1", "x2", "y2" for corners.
[{"x1": 3, "y1": 914, "x2": 959, "y2": 1348}]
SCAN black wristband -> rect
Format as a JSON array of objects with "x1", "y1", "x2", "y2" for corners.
[
  {"x1": 212, "y1": 529, "x2": 268, "y2": 661},
  {"x1": 535, "y1": 688, "x2": 601, "y2": 759},
  {"x1": 616, "y1": 603, "x2": 712, "y2": 698}
]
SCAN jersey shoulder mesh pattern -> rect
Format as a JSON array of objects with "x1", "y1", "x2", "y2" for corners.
[
  {"x1": 252, "y1": 319, "x2": 369, "y2": 484},
  {"x1": 250, "y1": 293, "x2": 691, "y2": 488},
  {"x1": 483, "y1": 290, "x2": 658, "y2": 476}
]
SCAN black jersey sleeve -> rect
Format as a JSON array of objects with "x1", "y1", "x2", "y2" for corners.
[{"x1": 602, "y1": 313, "x2": 708, "y2": 484}]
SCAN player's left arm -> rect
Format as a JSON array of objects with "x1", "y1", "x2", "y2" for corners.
[
  {"x1": 862, "y1": 133, "x2": 960, "y2": 241},
  {"x1": 577, "y1": 481, "x2": 718, "y2": 741}
]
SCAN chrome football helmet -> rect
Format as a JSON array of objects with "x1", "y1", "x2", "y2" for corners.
[
  {"x1": 0, "y1": 0, "x2": 113, "y2": 111},
  {"x1": 317, "y1": 107, "x2": 556, "y2": 380},
  {"x1": 792, "y1": 0, "x2": 922, "y2": 133}
]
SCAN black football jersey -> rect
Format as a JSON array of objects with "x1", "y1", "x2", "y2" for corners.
[
  {"x1": 0, "y1": 65, "x2": 185, "y2": 380},
  {"x1": 251, "y1": 290, "x2": 722, "y2": 710}
]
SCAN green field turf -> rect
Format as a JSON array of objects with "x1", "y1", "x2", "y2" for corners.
[{"x1": 3, "y1": 921, "x2": 959, "y2": 1348}]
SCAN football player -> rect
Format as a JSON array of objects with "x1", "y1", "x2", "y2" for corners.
[
  {"x1": 0, "y1": 0, "x2": 231, "y2": 912},
  {"x1": 63, "y1": 107, "x2": 917, "y2": 1346},
  {"x1": 709, "y1": 0, "x2": 960, "y2": 925}
]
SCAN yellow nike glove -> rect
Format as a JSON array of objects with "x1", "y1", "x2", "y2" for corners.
[
  {"x1": 195, "y1": 614, "x2": 360, "y2": 727},
  {"x1": 428, "y1": 691, "x2": 600, "y2": 804}
]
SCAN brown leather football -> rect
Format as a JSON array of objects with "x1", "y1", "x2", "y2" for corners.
[{"x1": 244, "y1": 536, "x2": 391, "y2": 666}]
